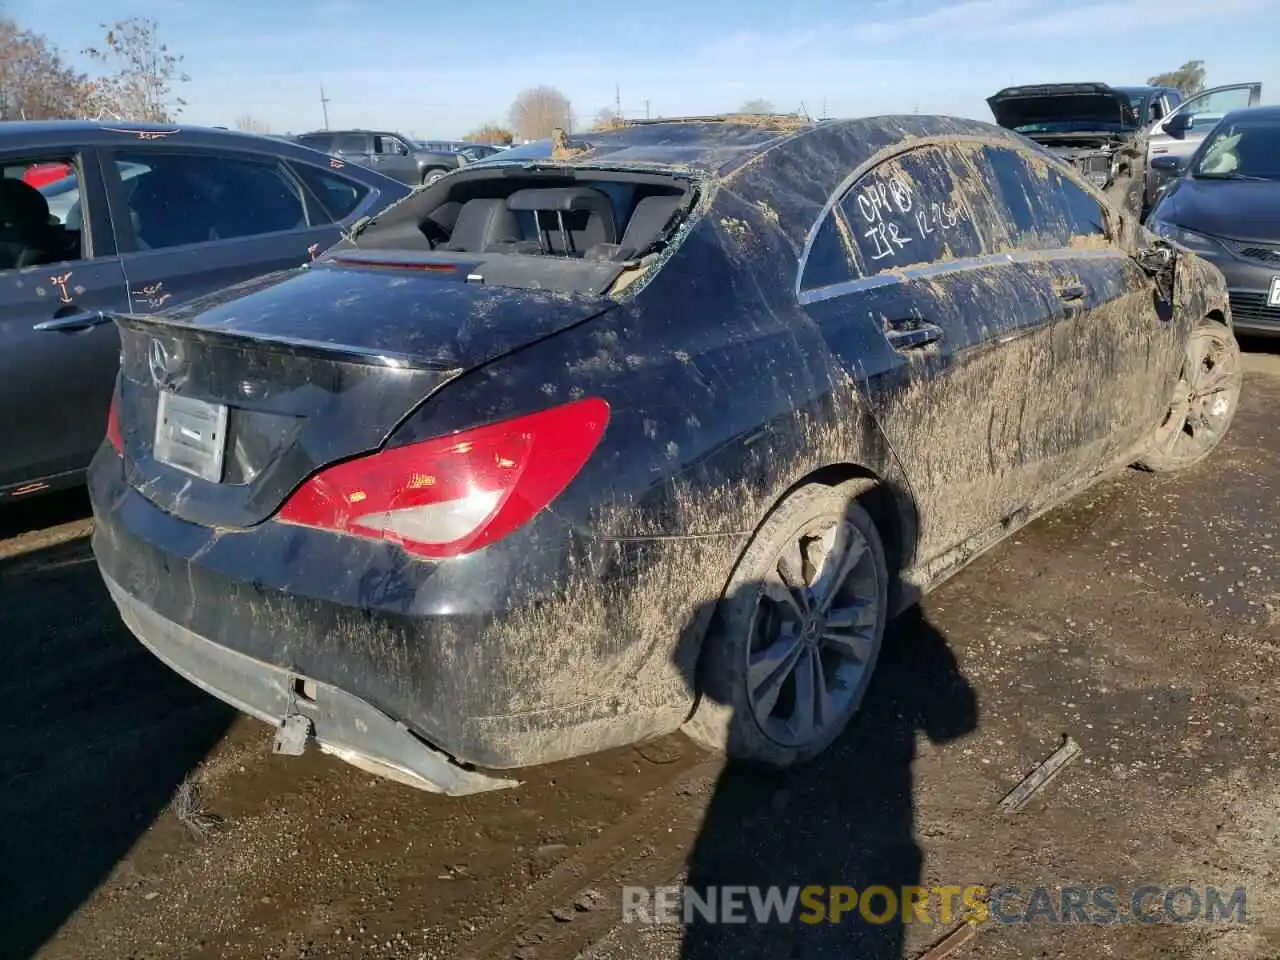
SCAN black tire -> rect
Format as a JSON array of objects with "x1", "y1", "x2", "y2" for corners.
[
  {"x1": 1137, "y1": 319, "x2": 1242, "y2": 473},
  {"x1": 682, "y1": 480, "x2": 889, "y2": 768},
  {"x1": 422, "y1": 168, "x2": 447, "y2": 186}
]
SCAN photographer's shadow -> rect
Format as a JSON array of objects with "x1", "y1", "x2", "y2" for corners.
[{"x1": 680, "y1": 601, "x2": 978, "y2": 959}]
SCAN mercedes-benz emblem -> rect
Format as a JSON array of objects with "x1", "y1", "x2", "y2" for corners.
[{"x1": 148, "y1": 337, "x2": 185, "y2": 389}]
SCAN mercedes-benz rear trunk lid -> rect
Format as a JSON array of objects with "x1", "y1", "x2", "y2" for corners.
[{"x1": 113, "y1": 259, "x2": 614, "y2": 529}]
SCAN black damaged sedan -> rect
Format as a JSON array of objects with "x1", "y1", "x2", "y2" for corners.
[{"x1": 90, "y1": 114, "x2": 1242, "y2": 794}]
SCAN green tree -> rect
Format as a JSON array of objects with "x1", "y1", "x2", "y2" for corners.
[{"x1": 1147, "y1": 61, "x2": 1206, "y2": 97}]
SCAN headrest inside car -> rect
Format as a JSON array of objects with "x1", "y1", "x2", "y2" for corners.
[{"x1": 505, "y1": 187, "x2": 611, "y2": 213}]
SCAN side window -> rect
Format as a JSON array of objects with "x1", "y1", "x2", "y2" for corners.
[
  {"x1": 116, "y1": 150, "x2": 308, "y2": 251},
  {"x1": 291, "y1": 163, "x2": 371, "y2": 221},
  {"x1": 374, "y1": 136, "x2": 407, "y2": 156},
  {"x1": 981, "y1": 146, "x2": 1107, "y2": 251},
  {"x1": 296, "y1": 134, "x2": 334, "y2": 153},
  {"x1": 0, "y1": 155, "x2": 85, "y2": 269},
  {"x1": 334, "y1": 134, "x2": 367, "y2": 154},
  {"x1": 1055, "y1": 174, "x2": 1108, "y2": 239},
  {"x1": 799, "y1": 212, "x2": 853, "y2": 291},
  {"x1": 837, "y1": 145, "x2": 986, "y2": 277},
  {"x1": 1166, "y1": 90, "x2": 1183, "y2": 109},
  {"x1": 1174, "y1": 87, "x2": 1257, "y2": 134}
]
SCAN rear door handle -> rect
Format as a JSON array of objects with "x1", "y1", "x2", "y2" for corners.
[
  {"x1": 1152, "y1": 147, "x2": 1169, "y2": 155},
  {"x1": 1056, "y1": 284, "x2": 1086, "y2": 302},
  {"x1": 885, "y1": 320, "x2": 944, "y2": 351},
  {"x1": 34, "y1": 310, "x2": 111, "y2": 332}
]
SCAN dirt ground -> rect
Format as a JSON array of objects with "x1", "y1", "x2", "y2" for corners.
[{"x1": 1, "y1": 348, "x2": 1277, "y2": 960}]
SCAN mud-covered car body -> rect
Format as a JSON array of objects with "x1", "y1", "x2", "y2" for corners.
[
  {"x1": 988, "y1": 82, "x2": 1149, "y2": 215},
  {"x1": 89, "y1": 115, "x2": 1229, "y2": 794}
]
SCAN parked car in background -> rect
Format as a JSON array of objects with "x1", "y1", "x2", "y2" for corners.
[
  {"x1": 1148, "y1": 104, "x2": 1280, "y2": 336},
  {"x1": 295, "y1": 129, "x2": 461, "y2": 185},
  {"x1": 413, "y1": 140, "x2": 506, "y2": 162},
  {"x1": 21, "y1": 161, "x2": 73, "y2": 188},
  {"x1": 455, "y1": 143, "x2": 505, "y2": 162},
  {"x1": 0, "y1": 120, "x2": 411, "y2": 500},
  {"x1": 987, "y1": 82, "x2": 1155, "y2": 215},
  {"x1": 1113, "y1": 84, "x2": 1186, "y2": 125},
  {"x1": 1142, "y1": 81, "x2": 1262, "y2": 209},
  {"x1": 988, "y1": 80, "x2": 1263, "y2": 217},
  {"x1": 91, "y1": 114, "x2": 1237, "y2": 796}
]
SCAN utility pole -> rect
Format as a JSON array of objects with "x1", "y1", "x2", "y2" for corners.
[
  {"x1": 644, "y1": 99, "x2": 650, "y2": 119},
  {"x1": 822, "y1": 97, "x2": 828, "y2": 118},
  {"x1": 319, "y1": 83, "x2": 331, "y2": 129},
  {"x1": 615, "y1": 83, "x2": 622, "y2": 118}
]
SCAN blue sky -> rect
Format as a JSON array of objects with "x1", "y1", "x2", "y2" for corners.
[{"x1": 12, "y1": 0, "x2": 1280, "y2": 137}]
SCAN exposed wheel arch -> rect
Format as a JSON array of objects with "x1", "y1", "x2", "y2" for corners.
[{"x1": 750, "y1": 462, "x2": 913, "y2": 595}]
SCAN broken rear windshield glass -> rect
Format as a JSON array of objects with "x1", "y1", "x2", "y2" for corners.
[{"x1": 337, "y1": 167, "x2": 697, "y2": 297}]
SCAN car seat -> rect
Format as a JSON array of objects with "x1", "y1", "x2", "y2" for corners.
[
  {"x1": 0, "y1": 178, "x2": 74, "y2": 268},
  {"x1": 128, "y1": 168, "x2": 217, "y2": 250}
]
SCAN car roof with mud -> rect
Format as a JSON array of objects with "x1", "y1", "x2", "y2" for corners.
[{"x1": 466, "y1": 114, "x2": 1045, "y2": 245}]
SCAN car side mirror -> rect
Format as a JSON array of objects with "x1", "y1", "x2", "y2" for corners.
[
  {"x1": 1150, "y1": 155, "x2": 1185, "y2": 173},
  {"x1": 1164, "y1": 112, "x2": 1193, "y2": 137},
  {"x1": 1135, "y1": 241, "x2": 1178, "y2": 305},
  {"x1": 1136, "y1": 242, "x2": 1174, "y2": 274}
]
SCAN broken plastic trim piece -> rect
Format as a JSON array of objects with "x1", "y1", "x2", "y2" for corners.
[
  {"x1": 101, "y1": 574, "x2": 521, "y2": 796},
  {"x1": 998, "y1": 734, "x2": 1082, "y2": 812},
  {"x1": 273, "y1": 713, "x2": 313, "y2": 755}
]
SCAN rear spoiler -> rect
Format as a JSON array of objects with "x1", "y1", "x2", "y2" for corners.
[{"x1": 112, "y1": 311, "x2": 463, "y2": 373}]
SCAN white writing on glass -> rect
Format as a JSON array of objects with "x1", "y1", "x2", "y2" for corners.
[{"x1": 853, "y1": 170, "x2": 968, "y2": 262}]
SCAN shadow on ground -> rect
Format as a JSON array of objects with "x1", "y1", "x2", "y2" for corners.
[
  {"x1": 0, "y1": 501, "x2": 234, "y2": 958},
  {"x1": 1238, "y1": 333, "x2": 1279, "y2": 356},
  {"x1": 678, "y1": 602, "x2": 977, "y2": 959}
]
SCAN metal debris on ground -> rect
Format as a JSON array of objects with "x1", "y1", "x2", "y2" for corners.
[
  {"x1": 917, "y1": 917, "x2": 981, "y2": 960},
  {"x1": 999, "y1": 735, "x2": 1083, "y2": 813},
  {"x1": 173, "y1": 776, "x2": 224, "y2": 841}
]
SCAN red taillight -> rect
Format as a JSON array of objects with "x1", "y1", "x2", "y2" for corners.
[
  {"x1": 278, "y1": 397, "x2": 610, "y2": 558},
  {"x1": 107, "y1": 389, "x2": 123, "y2": 452}
]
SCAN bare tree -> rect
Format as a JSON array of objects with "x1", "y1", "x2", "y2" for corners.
[
  {"x1": 83, "y1": 17, "x2": 190, "y2": 122},
  {"x1": 507, "y1": 85, "x2": 571, "y2": 141},
  {"x1": 0, "y1": 17, "x2": 93, "y2": 120},
  {"x1": 464, "y1": 122, "x2": 514, "y2": 145},
  {"x1": 738, "y1": 98, "x2": 775, "y2": 115},
  {"x1": 234, "y1": 114, "x2": 271, "y2": 134},
  {"x1": 591, "y1": 106, "x2": 625, "y2": 130},
  {"x1": 1147, "y1": 60, "x2": 1207, "y2": 97}
]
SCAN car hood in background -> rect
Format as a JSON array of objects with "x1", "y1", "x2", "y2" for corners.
[
  {"x1": 988, "y1": 83, "x2": 1135, "y2": 131},
  {"x1": 1156, "y1": 177, "x2": 1280, "y2": 243}
]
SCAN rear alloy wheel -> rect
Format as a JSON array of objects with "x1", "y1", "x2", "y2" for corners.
[
  {"x1": 683, "y1": 481, "x2": 888, "y2": 768},
  {"x1": 1137, "y1": 320, "x2": 1242, "y2": 473},
  {"x1": 422, "y1": 168, "x2": 447, "y2": 186}
]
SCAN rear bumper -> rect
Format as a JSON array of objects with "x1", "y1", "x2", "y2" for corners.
[
  {"x1": 102, "y1": 572, "x2": 517, "y2": 795},
  {"x1": 88, "y1": 444, "x2": 700, "y2": 775}
]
